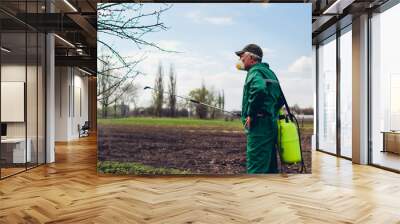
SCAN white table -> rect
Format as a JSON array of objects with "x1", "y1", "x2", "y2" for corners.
[{"x1": 1, "y1": 138, "x2": 31, "y2": 163}]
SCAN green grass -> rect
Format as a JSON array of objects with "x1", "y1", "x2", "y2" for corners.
[
  {"x1": 98, "y1": 117, "x2": 244, "y2": 130},
  {"x1": 97, "y1": 161, "x2": 191, "y2": 175},
  {"x1": 297, "y1": 121, "x2": 314, "y2": 134},
  {"x1": 98, "y1": 116, "x2": 313, "y2": 133}
]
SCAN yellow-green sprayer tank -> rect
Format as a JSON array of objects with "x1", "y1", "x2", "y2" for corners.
[{"x1": 277, "y1": 113, "x2": 302, "y2": 164}]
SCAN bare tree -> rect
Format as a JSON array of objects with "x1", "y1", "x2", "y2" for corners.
[
  {"x1": 290, "y1": 104, "x2": 301, "y2": 115},
  {"x1": 97, "y1": 3, "x2": 173, "y2": 56},
  {"x1": 153, "y1": 63, "x2": 164, "y2": 117},
  {"x1": 189, "y1": 82, "x2": 213, "y2": 119},
  {"x1": 113, "y1": 99, "x2": 118, "y2": 118},
  {"x1": 97, "y1": 52, "x2": 140, "y2": 118},
  {"x1": 216, "y1": 90, "x2": 224, "y2": 118},
  {"x1": 118, "y1": 83, "x2": 140, "y2": 117},
  {"x1": 209, "y1": 90, "x2": 217, "y2": 119},
  {"x1": 167, "y1": 64, "x2": 177, "y2": 117},
  {"x1": 97, "y1": 3, "x2": 174, "y2": 116},
  {"x1": 222, "y1": 90, "x2": 225, "y2": 111},
  {"x1": 120, "y1": 83, "x2": 140, "y2": 113},
  {"x1": 97, "y1": 54, "x2": 114, "y2": 118}
]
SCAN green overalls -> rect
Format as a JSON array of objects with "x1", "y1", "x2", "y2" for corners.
[{"x1": 241, "y1": 62, "x2": 283, "y2": 174}]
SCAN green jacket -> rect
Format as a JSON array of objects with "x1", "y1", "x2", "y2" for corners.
[{"x1": 241, "y1": 62, "x2": 283, "y2": 129}]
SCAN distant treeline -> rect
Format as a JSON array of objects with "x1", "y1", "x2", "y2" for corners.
[
  {"x1": 98, "y1": 61, "x2": 313, "y2": 119},
  {"x1": 289, "y1": 105, "x2": 314, "y2": 116},
  {"x1": 98, "y1": 62, "x2": 232, "y2": 120}
]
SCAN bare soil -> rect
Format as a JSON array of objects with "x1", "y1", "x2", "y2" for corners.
[{"x1": 98, "y1": 125, "x2": 312, "y2": 174}]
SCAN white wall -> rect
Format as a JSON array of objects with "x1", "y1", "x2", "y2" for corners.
[
  {"x1": 1, "y1": 82, "x2": 25, "y2": 122},
  {"x1": 55, "y1": 67, "x2": 89, "y2": 141},
  {"x1": 1, "y1": 64, "x2": 26, "y2": 138},
  {"x1": 71, "y1": 72, "x2": 89, "y2": 138},
  {"x1": 55, "y1": 66, "x2": 70, "y2": 141},
  {"x1": 0, "y1": 65, "x2": 41, "y2": 139},
  {"x1": 1, "y1": 63, "x2": 46, "y2": 164}
]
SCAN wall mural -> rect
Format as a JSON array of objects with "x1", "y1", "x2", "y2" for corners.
[{"x1": 96, "y1": 3, "x2": 313, "y2": 175}]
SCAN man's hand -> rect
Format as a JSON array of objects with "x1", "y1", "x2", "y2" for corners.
[{"x1": 245, "y1": 116, "x2": 251, "y2": 129}]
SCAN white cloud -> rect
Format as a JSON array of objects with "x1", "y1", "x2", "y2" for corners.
[
  {"x1": 272, "y1": 55, "x2": 314, "y2": 107},
  {"x1": 156, "y1": 40, "x2": 182, "y2": 51},
  {"x1": 186, "y1": 11, "x2": 201, "y2": 23},
  {"x1": 261, "y1": 47, "x2": 275, "y2": 58},
  {"x1": 115, "y1": 49, "x2": 313, "y2": 109},
  {"x1": 221, "y1": 47, "x2": 275, "y2": 59},
  {"x1": 110, "y1": 50, "x2": 313, "y2": 110},
  {"x1": 122, "y1": 46, "x2": 247, "y2": 111},
  {"x1": 203, "y1": 16, "x2": 233, "y2": 25},
  {"x1": 260, "y1": 3, "x2": 271, "y2": 9},
  {"x1": 279, "y1": 77, "x2": 314, "y2": 108},
  {"x1": 186, "y1": 11, "x2": 234, "y2": 26},
  {"x1": 287, "y1": 56, "x2": 312, "y2": 74}
]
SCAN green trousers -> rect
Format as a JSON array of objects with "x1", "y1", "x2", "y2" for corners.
[{"x1": 245, "y1": 117, "x2": 279, "y2": 174}]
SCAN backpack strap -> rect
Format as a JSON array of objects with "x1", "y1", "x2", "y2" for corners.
[
  {"x1": 265, "y1": 78, "x2": 307, "y2": 173},
  {"x1": 264, "y1": 78, "x2": 294, "y2": 121}
]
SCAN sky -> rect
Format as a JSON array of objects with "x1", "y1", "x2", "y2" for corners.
[{"x1": 98, "y1": 3, "x2": 312, "y2": 111}]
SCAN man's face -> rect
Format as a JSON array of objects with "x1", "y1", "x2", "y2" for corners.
[{"x1": 239, "y1": 52, "x2": 257, "y2": 70}]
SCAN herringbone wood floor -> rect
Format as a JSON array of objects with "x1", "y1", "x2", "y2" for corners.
[{"x1": 1, "y1": 135, "x2": 400, "y2": 223}]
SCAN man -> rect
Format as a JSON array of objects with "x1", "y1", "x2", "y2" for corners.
[{"x1": 235, "y1": 44, "x2": 284, "y2": 174}]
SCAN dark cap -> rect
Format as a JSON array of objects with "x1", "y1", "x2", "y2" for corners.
[{"x1": 235, "y1": 44, "x2": 263, "y2": 59}]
